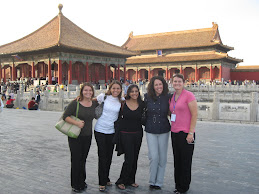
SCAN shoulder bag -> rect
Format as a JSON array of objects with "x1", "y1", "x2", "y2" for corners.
[
  {"x1": 55, "y1": 101, "x2": 82, "y2": 138},
  {"x1": 95, "y1": 95, "x2": 107, "y2": 119}
]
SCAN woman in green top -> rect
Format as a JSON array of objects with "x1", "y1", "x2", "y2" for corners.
[{"x1": 63, "y1": 82, "x2": 98, "y2": 193}]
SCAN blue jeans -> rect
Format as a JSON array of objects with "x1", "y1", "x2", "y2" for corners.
[{"x1": 146, "y1": 132, "x2": 169, "y2": 187}]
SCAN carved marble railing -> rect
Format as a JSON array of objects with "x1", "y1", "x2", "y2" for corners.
[{"x1": 11, "y1": 84, "x2": 259, "y2": 122}]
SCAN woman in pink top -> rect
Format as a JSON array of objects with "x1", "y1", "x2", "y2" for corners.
[{"x1": 169, "y1": 74, "x2": 198, "y2": 194}]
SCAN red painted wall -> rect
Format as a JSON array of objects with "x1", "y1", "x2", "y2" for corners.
[
  {"x1": 222, "y1": 66, "x2": 230, "y2": 80},
  {"x1": 231, "y1": 71, "x2": 259, "y2": 81}
]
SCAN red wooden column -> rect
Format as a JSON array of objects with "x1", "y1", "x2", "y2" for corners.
[
  {"x1": 195, "y1": 66, "x2": 198, "y2": 82},
  {"x1": 136, "y1": 68, "x2": 139, "y2": 82},
  {"x1": 58, "y1": 60, "x2": 62, "y2": 84},
  {"x1": 180, "y1": 65, "x2": 183, "y2": 74},
  {"x1": 113, "y1": 67, "x2": 116, "y2": 79},
  {"x1": 219, "y1": 65, "x2": 222, "y2": 81},
  {"x1": 210, "y1": 64, "x2": 213, "y2": 81},
  {"x1": 3, "y1": 68, "x2": 6, "y2": 83},
  {"x1": 105, "y1": 63, "x2": 108, "y2": 83},
  {"x1": 31, "y1": 62, "x2": 35, "y2": 78},
  {"x1": 48, "y1": 60, "x2": 52, "y2": 84},
  {"x1": 124, "y1": 65, "x2": 126, "y2": 82},
  {"x1": 0, "y1": 64, "x2": 2, "y2": 81},
  {"x1": 117, "y1": 64, "x2": 120, "y2": 81},
  {"x1": 85, "y1": 62, "x2": 89, "y2": 82},
  {"x1": 68, "y1": 60, "x2": 72, "y2": 84},
  {"x1": 148, "y1": 67, "x2": 151, "y2": 81},
  {"x1": 12, "y1": 63, "x2": 16, "y2": 81},
  {"x1": 77, "y1": 63, "x2": 80, "y2": 83},
  {"x1": 127, "y1": 70, "x2": 130, "y2": 81},
  {"x1": 166, "y1": 67, "x2": 169, "y2": 81}
]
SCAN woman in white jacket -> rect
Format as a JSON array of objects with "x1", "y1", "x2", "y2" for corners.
[{"x1": 94, "y1": 80, "x2": 124, "y2": 192}]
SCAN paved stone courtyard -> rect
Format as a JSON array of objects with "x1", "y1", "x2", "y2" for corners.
[{"x1": 0, "y1": 108, "x2": 259, "y2": 194}]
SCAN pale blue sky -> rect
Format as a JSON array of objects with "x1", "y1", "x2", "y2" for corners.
[{"x1": 0, "y1": 0, "x2": 258, "y2": 66}]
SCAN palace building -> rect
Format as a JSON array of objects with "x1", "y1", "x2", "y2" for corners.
[
  {"x1": 122, "y1": 23, "x2": 243, "y2": 82},
  {"x1": 0, "y1": 4, "x2": 245, "y2": 85},
  {"x1": 0, "y1": 4, "x2": 136, "y2": 85}
]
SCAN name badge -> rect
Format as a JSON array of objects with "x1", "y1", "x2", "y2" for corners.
[{"x1": 171, "y1": 114, "x2": 176, "y2": 122}]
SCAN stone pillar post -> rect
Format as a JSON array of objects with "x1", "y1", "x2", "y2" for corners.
[
  {"x1": 30, "y1": 89, "x2": 34, "y2": 100},
  {"x1": 212, "y1": 92, "x2": 220, "y2": 120},
  {"x1": 250, "y1": 92, "x2": 258, "y2": 122},
  {"x1": 76, "y1": 86, "x2": 80, "y2": 97},
  {"x1": 15, "y1": 90, "x2": 20, "y2": 108}
]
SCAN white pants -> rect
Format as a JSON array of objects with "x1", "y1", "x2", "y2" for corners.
[{"x1": 146, "y1": 132, "x2": 169, "y2": 187}]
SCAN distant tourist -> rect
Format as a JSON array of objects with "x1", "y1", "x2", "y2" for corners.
[
  {"x1": 35, "y1": 91, "x2": 41, "y2": 104},
  {"x1": 28, "y1": 97, "x2": 38, "y2": 110},
  {"x1": 6, "y1": 96, "x2": 15, "y2": 108}
]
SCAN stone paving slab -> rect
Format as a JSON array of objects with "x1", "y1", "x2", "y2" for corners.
[{"x1": 0, "y1": 108, "x2": 259, "y2": 194}]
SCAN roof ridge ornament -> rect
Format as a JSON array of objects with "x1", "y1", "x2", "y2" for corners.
[{"x1": 58, "y1": 4, "x2": 63, "y2": 14}]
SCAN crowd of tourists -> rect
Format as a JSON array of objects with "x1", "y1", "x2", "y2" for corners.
[{"x1": 62, "y1": 74, "x2": 198, "y2": 194}]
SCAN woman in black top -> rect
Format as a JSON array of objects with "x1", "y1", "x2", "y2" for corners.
[
  {"x1": 63, "y1": 82, "x2": 98, "y2": 193},
  {"x1": 115, "y1": 85, "x2": 144, "y2": 190}
]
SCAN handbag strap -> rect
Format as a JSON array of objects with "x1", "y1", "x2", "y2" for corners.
[{"x1": 76, "y1": 101, "x2": 80, "y2": 118}]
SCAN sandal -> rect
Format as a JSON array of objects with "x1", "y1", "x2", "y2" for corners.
[
  {"x1": 131, "y1": 183, "x2": 139, "y2": 188},
  {"x1": 106, "y1": 182, "x2": 112, "y2": 186},
  {"x1": 99, "y1": 186, "x2": 106, "y2": 192},
  {"x1": 117, "y1": 184, "x2": 126, "y2": 190}
]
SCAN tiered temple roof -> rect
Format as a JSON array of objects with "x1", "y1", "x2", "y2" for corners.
[
  {"x1": 0, "y1": 5, "x2": 136, "y2": 57},
  {"x1": 122, "y1": 23, "x2": 233, "y2": 52},
  {"x1": 122, "y1": 23, "x2": 243, "y2": 66}
]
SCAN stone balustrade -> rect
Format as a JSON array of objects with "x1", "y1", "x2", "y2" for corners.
[{"x1": 10, "y1": 84, "x2": 259, "y2": 123}]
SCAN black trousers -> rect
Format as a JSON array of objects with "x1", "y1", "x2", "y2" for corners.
[
  {"x1": 171, "y1": 131, "x2": 195, "y2": 193},
  {"x1": 94, "y1": 131, "x2": 115, "y2": 186},
  {"x1": 68, "y1": 135, "x2": 92, "y2": 190},
  {"x1": 6, "y1": 104, "x2": 14, "y2": 108},
  {"x1": 29, "y1": 104, "x2": 38, "y2": 110},
  {"x1": 116, "y1": 131, "x2": 143, "y2": 185}
]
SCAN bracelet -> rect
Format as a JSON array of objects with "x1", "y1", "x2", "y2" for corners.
[{"x1": 188, "y1": 132, "x2": 193, "y2": 135}]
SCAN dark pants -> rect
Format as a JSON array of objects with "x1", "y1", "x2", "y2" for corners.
[
  {"x1": 116, "y1": 131, "x2": 143, "y2": 185},
  {"x1": 68, "y1": 135, "x2": 92, "y2": 190},
  {"x1": 6, "y1": 104, "x2": 14, "y2": 108},
  {"x1": 94, "y1": 131, "x2": 115, "y2": 186},
  {"x1": 171, "y1": 131, "x2": 195, "y2": 193},
  {"x1": 29, "y1": 104, "x2": 38, "y2": 110}
]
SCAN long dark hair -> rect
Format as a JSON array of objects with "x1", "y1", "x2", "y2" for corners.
[
  {"x1": 147, "y1": 76, "x2": 168, "y2": 101},
  {"x1": 125, "y1": 84, "x2": 143, "y2": 104},
  {"x1": 105, "y1": 80, "x2": 122, "y2": 101}
]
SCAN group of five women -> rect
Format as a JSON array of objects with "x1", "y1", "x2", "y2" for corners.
[{"x1": 62, "y1": 74, "x2": 198, "y2": 194}]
